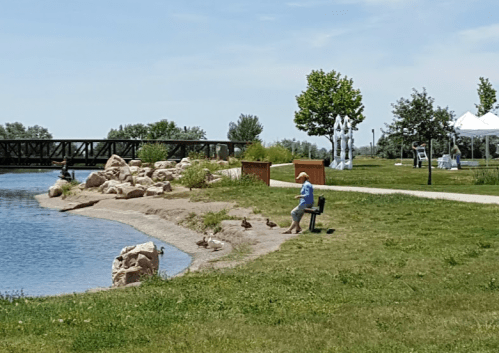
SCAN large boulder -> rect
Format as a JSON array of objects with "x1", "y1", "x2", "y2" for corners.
[
  {"x1": 112, "y1": 241, "x2": 159, "y2": 287},
  {"x1": 119, "y1": 165, "x2": 133, "y2": 183},
  {"x1": 129, "y1": 166, "x2": 139, "y2": 174},
  {"x1": 99, "y1": 180, "x2": 131, "y2": 193},
  {"x1": 129, "y1": 159, "x2": 142, "y2": 167},
  {"x1": 116, "y1": 185, "x2": 145, "y2": 199},
  {"x1": 105, "y1": 154, "x2": 127, "y2": 169},
  {"x1": 176, "y1": 162, "x2": 192, "y2": 172},
  {"x1": 134, "y1": 176, "x2": 154, "y2": 187},
  {"x1": 48, "y1": 179, "x2": 69, "y2": 198},
  {"x1": 151, "y1": 169, "x2": 174, "y2": 182},
  {"x1": 138, "y1": 167, "x2": 153, "y2": 178},
  {"x1": 154, "y1": 160, "x2": 176, "y2": 169},
  {"x1": 156, "y1": 181, "x2": 172, "y2": 192},
  {"x1": 145, "y1": 186, "x2": 164, "y2": 196},
  {"x1": 85, "y1": 171, "x2": 107, "y2": 188}
]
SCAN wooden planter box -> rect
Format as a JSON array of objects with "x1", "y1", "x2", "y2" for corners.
[
  {"x1": 293, "y1": 159, "x2": 325, "y2": 185},
  {"x1": 241, "y1": 161, "x2": 272, "y2": 186}
]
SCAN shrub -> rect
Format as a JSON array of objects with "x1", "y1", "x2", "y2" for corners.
[
  {"x1": 266, "y1": 145, "x2": 293, "y2": 163},
  {"x1": 214, "y1": 173, "x2": 267, "y2": 188},
  {"x1": 138, "y1": 143, "x2": 168, "y2": 164},
  {"x1": 188, "y1": 151, "x2": 206, "y2": 160},
  {"x1": 180, "y1": 164, "x2": 209, "y2": 190},
  {"x1": 473, "y1": 168, "x2": 499, "y2": 185},
  {"x1": 243, "y1": 142, "x2": 267, "y2": 161}
]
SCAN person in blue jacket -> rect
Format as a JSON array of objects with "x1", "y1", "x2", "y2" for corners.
[{"x1": 283, "y1": 172, "x2": 314, "y2": 234}]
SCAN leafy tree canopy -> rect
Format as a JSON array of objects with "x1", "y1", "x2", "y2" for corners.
[
  {"x1": 294, "y1": 69, "x2": 365, "y2": 145},
  {"x1": 105, "y1": 120, "x2": 206, "y2": 141},
  {"x1": 475, "y1": 77, "x2": 499, "y2": 116},
  {"x1": 227, "y1": 114, "x2": 263, "y2": 142},
  {"x1": 386, "y1": 87, "x2": 455, "y2": 185},
  {"x1": 0, "y1": 122, "x2": 52, "y2": 139}
]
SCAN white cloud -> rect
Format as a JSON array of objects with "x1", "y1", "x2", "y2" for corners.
[
  {"x1": 459, "y1": 24, "x2": 499, "y2": 44},
  {"x1": 170, "y1": 13, "x2": 209, "y2": 22},
  {"x1": 259, "y1": 15, "x2": 276, "y2": 21}
]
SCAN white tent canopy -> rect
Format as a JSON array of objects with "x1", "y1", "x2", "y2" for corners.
[
  {"x1": 454, "y1": 111, "x2": 493, "y2": 137},
  {"x1": 453, "y1": 111, "x2": 499, "y2": 165}
]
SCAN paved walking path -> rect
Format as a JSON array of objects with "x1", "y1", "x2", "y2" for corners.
[{"x1": 218, "y1": 164, "x2": 499, "y2": 205}]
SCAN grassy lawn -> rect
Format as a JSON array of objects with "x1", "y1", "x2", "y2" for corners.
[
  {"x1": 3, "y1": 179, "x2": 499, "y2": 352},
  {"x1": 271, "y1": 157, "x2": 499, "y2": 196}
]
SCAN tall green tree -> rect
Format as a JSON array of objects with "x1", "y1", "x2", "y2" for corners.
[
  {"x1": 227, "y1": 114, "x2": 263, "y2": 143},
  {"x1": 294, "y1": 69, "x2": 365, "y2": 162},
  {"x1": 107, "y1": 123, "x2": 148, "y2": 140},
  {"x1": 146, "y1": 119, "x2": 180, "y2": 140},
  {"x1": 475, "y1": 77, "x2": 499, "y2": 116},
  {"x1": 0, "y1": 122, "x2": 52, "y2": 139},
  {"x1": 387, "y1": 88, "x2": 455, "y2": 185}
]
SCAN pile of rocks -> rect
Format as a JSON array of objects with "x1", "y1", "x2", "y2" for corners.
[
  {"x1": 112, "y1": 241, "x2": 159, "y2": 287},
  {"x1": 48, "y1": 154, "x2": 227, "y2": 198}
]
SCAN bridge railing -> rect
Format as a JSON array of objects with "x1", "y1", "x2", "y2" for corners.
[{"x1": 0, "y1": 139, "x2": 251, "y2": 169}]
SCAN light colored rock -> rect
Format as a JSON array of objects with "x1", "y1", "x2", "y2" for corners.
[
  {"x1": 228, "y1": 157, "x2": 238, "y2": 164},
  {"x1": 130, "y1": 166, "x2": 139, "y2": 174},
  {"x1": 176, "y1": 162, "x2": 192, "y2": 171},
  {"x1": 129, "y1": 159, "x2": 142, "y2": 167},
  {"x1": 138, "y1": 167, "x2": 153, "y2": 178},
  {"x1": 154, "y1": 181, "x2": 172, "y2": 192},
  {"x1": 105, "y1": 186, "x2": 119, "y2": 194},
  {"x1": 116, "y1": 185, "x2": 145, "y2": 199},
  {"x1": 180, "y1": 157, "x2": 191, "y2": 164},
  {"x1": 152, "y1": 169, "x2": 174, "y2": 182},
  {"x1": 105, "y1": 154, "x2": 127, "y2": 169},
  {"x1": 135, "y1": 176, "x2": 154, "y2": 186},
  {"x1": 48, "y1": 179, "x2": 70, "y2": 198},
  {"x1": 207, "y1": 177, "x2": 222, "y2": 184},
  {"x1": 98, "y1": 179, "x2": 121, "y2": 193},
  {"x1": 119, "y1": 165, "x2": 133, "y2": 183},
  {"x1": 154, "y1": 160, "x2": 176, "y2": 169},
  {"x1": 85, "y1": 171, "x2": 107, "y2": 188},
  {"x1": 145, "y1": 186, "x2": 164, "y2": 196},
  {"x1": 112, "y1": 241, "x2": 159, "y2": 287},
  {"x1": 78, "y1": 183, "x2": 86, "y2": 190}
]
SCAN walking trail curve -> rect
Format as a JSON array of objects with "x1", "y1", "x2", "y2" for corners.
[{"x1": 219, "y1": 163, "x2": 499, "y2": 206}]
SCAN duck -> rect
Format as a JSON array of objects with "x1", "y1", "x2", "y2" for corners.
[
  {"x1": 158, "y1": 246, "x2": 165, "y2": 255},
  {"x1": 266, "y1": 218, "x2": 277, "y2": 230},
  {"x1": 241, "y1": 217, "x2": 252, "y2": 231},
  {"x1": 207, "y1": 237, "x2": 224, "y2": 251},
  {"x1": 196, "y1": 237, "x2": 208, "y2": 248}
]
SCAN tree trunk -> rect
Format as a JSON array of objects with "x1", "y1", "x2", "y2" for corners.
[{"x1": 427, "y1": 139, "x2": 432, "y2": 185}]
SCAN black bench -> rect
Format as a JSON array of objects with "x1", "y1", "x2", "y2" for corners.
[{"x1": 304, "y1": 195, "x2": 326, "y2": 232}]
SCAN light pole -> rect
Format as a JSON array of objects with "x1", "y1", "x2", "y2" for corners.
[{"x1": 372, "y1": 129, "x2": 375, "y2": 157}]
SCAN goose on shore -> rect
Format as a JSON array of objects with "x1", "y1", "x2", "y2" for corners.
[
  {"x1": 241, "y1": 217, "x2": 252, "y2": 231},
  {"x1": 266, "y1": 219, "x2": 277, "y2": 229},
  {"x1": 208, "y1": 237, "x2": 224, "y2": 251}
]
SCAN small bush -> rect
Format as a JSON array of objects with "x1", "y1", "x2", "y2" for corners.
[
  {"x1": 180, "y1": 164, "x2": 209, "y2": 190},
  {"x1": 243, "y1": 142, "x2": 267, "y2": 161},
  {"x1": 473, "y1": 168, "x2": 499, "y2": 185},
  {"x1": 188, "y1": 151, "x2": 206, "y2": 160},
  {"x1": 214, "y1": 173, "x2": 267, "y2": 188},
  {"x1": 138, "y1": 143, "x2": 168, "y2": 164},
  {"x1": 266, "y1": 145, "x2": 293, "y2": 163}
]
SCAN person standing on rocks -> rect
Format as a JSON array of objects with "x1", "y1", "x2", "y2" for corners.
[
  {"x1": 283, "y1": 172, "x2": 314, "y2": 234},
  {"x1": 52, "y1": 156, "x2": 71, "y2": 181}
]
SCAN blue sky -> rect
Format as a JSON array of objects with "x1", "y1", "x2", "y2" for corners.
[{"x1": 1, "y1": 0, "x2": 498, "y2": 150}]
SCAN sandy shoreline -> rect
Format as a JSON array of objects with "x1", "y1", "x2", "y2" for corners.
[{"x1": 35, "y1": 187, "x2": 297, "y2": 291}]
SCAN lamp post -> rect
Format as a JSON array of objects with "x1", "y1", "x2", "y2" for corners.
[{"x1": 372, "y1": 129, "x2": 375, "y2": 157}]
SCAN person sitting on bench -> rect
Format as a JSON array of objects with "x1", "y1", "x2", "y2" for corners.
[{"x1": 283, "y1": 172, "x2": 314, "y2": 234}]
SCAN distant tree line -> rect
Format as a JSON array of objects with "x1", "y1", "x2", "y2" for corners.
[{"x1": 0, "y1": 122, "x2": 52, "y2": 139}]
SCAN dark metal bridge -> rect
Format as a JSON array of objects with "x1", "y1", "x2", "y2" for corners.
[{"x1": 0, "y1": 139, "x2": 251, "y2": 169}]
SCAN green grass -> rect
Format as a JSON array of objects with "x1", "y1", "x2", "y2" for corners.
[
  {"x1": 271, "y1": 157, "x2": 499, "y2": 196},
  {"x1": 4, "y1": 182, "x2": 499, "y2": 351}
]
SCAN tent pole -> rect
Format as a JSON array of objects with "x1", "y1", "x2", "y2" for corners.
[
  {"x1": 472, "y1": 137, "x2": 474, "y2": 160},
  {"x1": 486, "y1": 135, "x2": 489, "y2": 167}
]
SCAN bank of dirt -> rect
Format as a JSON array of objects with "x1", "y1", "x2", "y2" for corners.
[{"x1": 35, "y1": 186, "x2": 297, "y2": 290}]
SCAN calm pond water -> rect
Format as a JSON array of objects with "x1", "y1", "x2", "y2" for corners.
[{"x1": 0, "y1": 170, "x2": 191, "y2": 297}]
